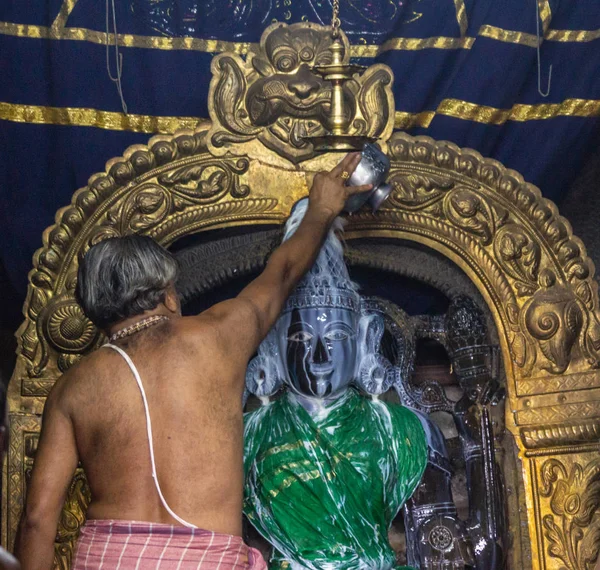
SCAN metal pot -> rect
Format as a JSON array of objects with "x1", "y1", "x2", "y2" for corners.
[{"x1": 343, "y1": 143, "x2": 392, "y2": 213}]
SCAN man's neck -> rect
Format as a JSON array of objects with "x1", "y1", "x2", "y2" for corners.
[{"x1": 107, "y1": 306, "x2": 176, "y2": 338}]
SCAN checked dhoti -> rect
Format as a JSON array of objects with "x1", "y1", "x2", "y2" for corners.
[{"x1": 72, "y1": 520, "x2": 267, "y2": 570}]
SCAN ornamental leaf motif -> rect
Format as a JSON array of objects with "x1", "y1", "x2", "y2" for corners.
[
  {"x1": 210, "y1": 55, "x2": 258, "y2": 139},
  {"x1": 494, "y1": 224, "x2": 541, "y2": 296},
  {"x1": 129, "y1": 189, "x2": 169, "y2": 231},
  {"x1": 540, "y1": 458, "x2": 600, "y2": 570},
  {"x1": 357, "y1": 67, "x2": 393, "y2": 137},
  {"x1": 510, "y1": 332, "x2": 528, "y2": 368},
  {"x1": 387, "y1": 171, "x2": 454, "y2": 210},
  {"x1": 158, "y1": 158, "x2": 250, "y2": 203},
  {"x1": 443, "y1": 188, "x2": 495, "y2": 245},
  {"x1": 542, "y1": 515, "x2": 569, "y2": 567}
]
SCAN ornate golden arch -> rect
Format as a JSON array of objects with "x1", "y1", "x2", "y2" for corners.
[{"x1": 4, "y1": 22, "x2": 600, "y2": 570}]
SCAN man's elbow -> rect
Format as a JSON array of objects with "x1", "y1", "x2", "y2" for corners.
[
  {"x1": 19, "y1": 514, "x2": 41, "y2": 536},
  {"x1": 16, "y1": 505, "x2": 55, "y2": 545},
  {"x1": 280, "y1": 257, "x2": 298, "y2": 292}
]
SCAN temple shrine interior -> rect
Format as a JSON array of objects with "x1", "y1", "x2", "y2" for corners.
[{"x1": 1, "y1": 1, "x2": 600, "y2": 569}]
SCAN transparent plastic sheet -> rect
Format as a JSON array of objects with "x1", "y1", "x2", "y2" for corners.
[
  {"x1": 243, "y1": 199, "x2": 428, "y2": 568},
  {"x1": 243, "y1": 389, "x2": 427, "y2": 569}
]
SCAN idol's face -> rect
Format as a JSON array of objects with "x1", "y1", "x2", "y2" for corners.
[{"x1": 284, "y1": 307, "x2": 357, "y2": 398}]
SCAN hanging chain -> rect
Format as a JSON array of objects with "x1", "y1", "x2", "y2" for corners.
[{"x1": 331, "y1": 0, "x2": 341, "y2": 37}]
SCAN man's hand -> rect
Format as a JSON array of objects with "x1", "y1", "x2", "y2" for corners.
[{"x1": 307, "y1": 153, "x2": 373, "y2": 221}]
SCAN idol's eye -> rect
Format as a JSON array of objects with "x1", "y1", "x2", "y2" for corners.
[
  {"x1": 288, "y1": 331, "x2": 313, "y2": 342},
  {"x1": 324, "y1": 330, "x2": 349, "y2": 341}
]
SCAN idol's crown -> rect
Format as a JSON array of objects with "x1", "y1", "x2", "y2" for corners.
[
  {"x1": 282, "y1": 199, "x2": 360, "y2": 314},
  {"x1": 446, "y1": 295, "x2": 488, "y2": 353}
]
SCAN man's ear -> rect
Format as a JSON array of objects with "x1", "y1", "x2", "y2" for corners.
[{"x1": 164, "y1": 285, "x2": 180, "y2": 314}]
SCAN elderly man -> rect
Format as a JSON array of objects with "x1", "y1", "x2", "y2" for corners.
[{"x1": 15, "y1": 154, "x2": 370, "y2": 570}]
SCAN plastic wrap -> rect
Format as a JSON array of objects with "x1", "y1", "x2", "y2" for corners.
[
  {"x1": 244, "y1": 389, "x2": 427, "y2": 569},
  {"x1": 243, "y1": 198, "x2": 427, "y2": 568}
]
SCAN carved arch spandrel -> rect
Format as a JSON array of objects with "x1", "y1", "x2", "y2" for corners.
[
  {"x1": 6, "y1": 128, "x2": 600, "y2": 570},
  {"x1": 346, "y1": 134, "x2": 600, "y2": 401}
]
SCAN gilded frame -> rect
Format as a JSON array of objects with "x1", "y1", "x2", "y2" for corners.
[{"x1": 4, "y1": 21, "x2": 600, "y2": 570}]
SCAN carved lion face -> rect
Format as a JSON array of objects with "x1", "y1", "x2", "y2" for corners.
[
  {"x1": 246, "y1": 25, "x2": 355, "y2": 160},
  {"x1": 208, "y1": 22, "x2": 393, "y2": 164}
]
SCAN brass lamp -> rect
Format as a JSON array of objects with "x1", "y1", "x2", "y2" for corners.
[{"x1": 303, "y1": 0, "x2": 378, "y2": 151}]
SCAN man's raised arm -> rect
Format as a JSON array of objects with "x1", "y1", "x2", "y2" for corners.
[{"x1": 203, "y1": 152, "x2": 372, "y2": 359}]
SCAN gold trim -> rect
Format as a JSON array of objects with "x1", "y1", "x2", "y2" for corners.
[
  {"x1": 453, "y1": 0, "x2": 468, "y2": 37},
  {"x1": 546, "y1": 28, "x2": 600, "y2": 42},
  {"x1": 1, "y1": 99, "x2": 599, "y2": 135},
  {"x1": 0, "y1": 102, "x2": 200, "y2": 134},
  {"x1": 50, "y1": 0, "x2": 77, "y2": 33},
  {"x1": 63, "y1": 27, "x2": 257, "y2": 54},
  {"x1": 0, "y1": 24, "x2": 474, "y2": 52},
  {"x1": 376, "y1": 35, "x2": 474, "y2": 52},
  {"x1": 0, "y1": 22, "x2": 51, "y2": 39},
  {"x1": 1, "y1": 0, "x2": 598, "y2": 57},
  {"x1": 1, "y1": 24, "x2": 598, "y2": 54},
  {"x1": 394, "y1": 111, "x2": 435, "y2": 129},
  {"x1": 479, "y1": 25, "x2": 538, "y2": 48},
  {"x1": 259, "y1": 440, "x2": 313, "y2": 461},
  {"x1": 436, "y1": 98, "x2": 600, "y2": 125},
  {"x1": 0, "y1": 22, "x2": 256, "y2": 54}
]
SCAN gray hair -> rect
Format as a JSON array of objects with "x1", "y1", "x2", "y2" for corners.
[{"x1": 76, "y1": 235, "x2": 178, "y2": 329}]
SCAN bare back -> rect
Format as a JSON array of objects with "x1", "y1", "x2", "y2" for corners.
[{"x1": 62, "y1": 317, "x2": 245, "y2": 536}]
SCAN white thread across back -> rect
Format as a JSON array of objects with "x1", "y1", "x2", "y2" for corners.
[{"x1": 104, "y1": 343, "x2": 197, "y2": 529}]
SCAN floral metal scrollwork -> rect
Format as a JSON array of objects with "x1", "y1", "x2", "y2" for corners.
[
  {"x1": 105, "y1": 157, "x2": 251, "y2": 238},
  {"x1": 540, "y1": 458, "x2": 600, "y2": 570},
  {"x1": 494, "y1": 224, "x2": 541, "y2": 297},
  {"x1": 54, "y1": 469, "x2": 91, "y2": 570},
  {"x1": 387, "y1": 171, "x2": 454, "y2": 211},
  {"x1": 378, "y1": 133, "x2": 600, "y2": 378},
  {"x1": 443, "y1": 188, "x2": 500, "y2": 246}
]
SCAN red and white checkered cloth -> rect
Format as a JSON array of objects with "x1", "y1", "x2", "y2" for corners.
[{"x1": 72, "y1": 520, "x2": 267, "y2": 570}]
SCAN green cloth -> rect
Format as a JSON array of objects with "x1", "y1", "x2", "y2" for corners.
[{"x1": 244, "y1": 389, "x2": 428, "y2": 569}]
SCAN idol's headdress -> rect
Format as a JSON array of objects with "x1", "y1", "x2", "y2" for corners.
[{"x1": 282, "y1": 199, "x2": 360, "y2": 314}]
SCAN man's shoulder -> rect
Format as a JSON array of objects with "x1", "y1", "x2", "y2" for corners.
[
  {"x1": 176, "y1": 314, "x2": 221, "y2": 343},
  {"x1": 43, "y1": 351, "x2": 100, "y2": 413},
  {"x1": 50, "y1": 344, "x2": 129, "y2": 396},
  {"x1": 166, "y1": 316, "x2": 236, "y2": 366},
  {"x1": 181, "y1": 303, "x2": 259, "y2": 343},
  {"x1": 193, "y1": 298, "x2": 261, "y2": 324}
]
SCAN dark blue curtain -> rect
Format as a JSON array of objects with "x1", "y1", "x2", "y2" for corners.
[{"x1": 1, "y1": 0, "x2": 599, "y2": 324}]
